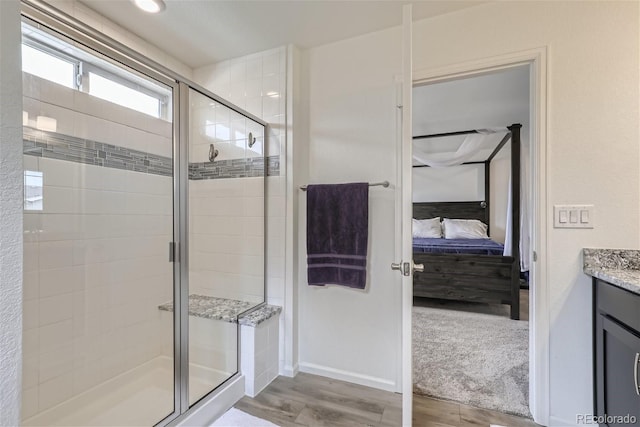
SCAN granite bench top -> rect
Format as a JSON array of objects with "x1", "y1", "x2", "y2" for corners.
[
  {"x1": 583, "y1": 248, "x2": 640, "y2": 295},
  {"x1": 158, "y1": 294, "x2": 281, "y2": 327},
  {"x1": 238, "y1": 305, "x2": 282, "y2": 327}
]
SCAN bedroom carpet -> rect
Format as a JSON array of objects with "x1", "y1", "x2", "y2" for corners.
[{"x1": 413, "y1": 299, "x2": 530, "y2": 418}]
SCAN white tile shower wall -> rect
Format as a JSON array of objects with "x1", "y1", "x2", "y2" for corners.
[
  {"x1": 190, "y1": 100, "x2": 265, "y2": 164},
  {"x1": 23, "y1": 74, "x2": 173, "y2": 158},
  {"x1": 188, "y1": 316, "x2": 238, "y2": 375},
  {"x1": 194, "y1": 48, "x2": 288, "y2": 374},
  {"x1": 194, "y1": 47, "x2": 286, "y2": 163},
  {"x1": 22, "y1": 155, "x2": 174, "y2": 419},
  {"x1": 188, "y1": 178, "x2": 265, "y2": 304},
  {"x1": 240, "y1": 315, "x2": 280, "y2": 397}
]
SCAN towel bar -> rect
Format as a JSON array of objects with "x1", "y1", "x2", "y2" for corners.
[{"x1": 299, "y1": 181, "x2": 390, "y2": 191}]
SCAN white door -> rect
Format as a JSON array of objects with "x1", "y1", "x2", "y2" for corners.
[{"x1": 397, "y1": 5, "x2": 415, "y2": 426}]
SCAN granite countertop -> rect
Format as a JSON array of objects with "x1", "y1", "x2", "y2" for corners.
[
  {"x1": 158, "y1": 294, "x2": 281, "y2": 326},
  {"x1": 583, "y1": 248, "x2": 640, "y2": 295}
]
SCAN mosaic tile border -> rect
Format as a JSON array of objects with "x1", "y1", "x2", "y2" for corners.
[
  {"x1": 23, "y1": 127, "x2": 280, "y2": 179},
  {"x1": 23, "y1": 127, "x2": 173, "y2": 177},
  {"x1": 189, "y1": 156, "x2": 280, "y2": 180}
]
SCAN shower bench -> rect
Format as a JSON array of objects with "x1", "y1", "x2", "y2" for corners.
[{"x1": 158, "y1": 295, "x2": 282, "y2": 397}]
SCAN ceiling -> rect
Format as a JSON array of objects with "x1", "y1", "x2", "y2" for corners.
[
  {"x1": 413, "y1": 65, "x2": 530, "y2": 137},
  {"x1": 79, "y1": 0, "x2": 485, "y2": 69},
  {"x1": 412, "y1": 65, "x2": 530, "y2": 163}
]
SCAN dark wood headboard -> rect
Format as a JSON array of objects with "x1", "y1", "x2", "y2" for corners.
[{"x1": 413, "y1": 201, "x2": 488, "y2": 225}]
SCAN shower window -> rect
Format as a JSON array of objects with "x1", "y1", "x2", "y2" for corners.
[
  {"x1": 21, "y1": 43, "x2": 77, "y2": 88},
  {"x1": 21, "y1": 30, "x2": 169, "y2": 119},
  {"x1": 23, "y1": 171, "x2": 43, "y2": 211},
  {"x1": 88, "y1": 72, "x2": 162, "y2": 117}
]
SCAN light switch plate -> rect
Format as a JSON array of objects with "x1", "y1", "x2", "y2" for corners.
[{"x1": 554, "y1": 205, "x2": 594, "y2": 228}]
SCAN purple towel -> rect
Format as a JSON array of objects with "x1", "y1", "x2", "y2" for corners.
[{"x1": 306, "y1": 183, "x2": 369, "y2": 289}]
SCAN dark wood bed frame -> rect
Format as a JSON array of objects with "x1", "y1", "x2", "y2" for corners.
[{"x1": 412, "y1": 124, "x2": 521, "y2": 320}]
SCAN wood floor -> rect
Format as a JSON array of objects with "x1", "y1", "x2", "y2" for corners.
[
  {"x1": 413, "y1": 394, "x2": 540, "y2": 427},
  {"x1": 235, "y1": 372, "x2": 541, "y2": 427}
]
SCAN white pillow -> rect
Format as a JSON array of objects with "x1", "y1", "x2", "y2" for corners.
[
  {"x1": 412, "y1": 217, "x2": 442, "y2": 238},
  {"x1": 442, "y1": 218, "x2": 488, "y2": 239}
]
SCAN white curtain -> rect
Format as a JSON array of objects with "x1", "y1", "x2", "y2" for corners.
[
  {"x1": 412, "y1": 133, "x2": 487, "y2": 168},
  {"x1": 503, "y1": 178, "x2": 513, "y2": 256},
  {"x1": 502, "y1": 133, "x2": 530, "y2": 273}
]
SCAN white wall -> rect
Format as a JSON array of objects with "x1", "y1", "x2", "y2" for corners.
[
  {"x1": 413, "y1": 2, "x2": 639, "y2": 424},
  {"x1": 294, "y1": 1, "x2": 639, "y2": 421},
  {"x1": 297, "y1": 26, "x2": 403, "y2": 391},
  {"x1": 412, "y1": 164, "x2": 484, "y2": 203},
  {"x1": 0, "y1": 1, "x2": 24, "y2": 425}
]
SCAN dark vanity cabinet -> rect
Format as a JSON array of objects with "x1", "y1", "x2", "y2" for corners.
[{"x1": 594, "y1": 279, "x2": 640, "y2": 426}]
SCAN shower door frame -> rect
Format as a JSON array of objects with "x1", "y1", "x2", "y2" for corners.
[{"x1": 20, "y1": 1, "x2": 269, "y2": 425}]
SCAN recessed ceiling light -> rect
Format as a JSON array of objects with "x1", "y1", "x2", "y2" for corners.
[{"x1": 132, "y1": 0, "x2": 166, "y2": 13}]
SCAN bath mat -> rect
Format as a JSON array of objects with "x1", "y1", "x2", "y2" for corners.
[
  {"x1": 413, "y1": 300, "x2": 530, "y2": 418},
  {"x1": 210, "y1": 407, "x2": 280, "y2": 426}
]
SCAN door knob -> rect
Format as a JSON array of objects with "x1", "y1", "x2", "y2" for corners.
[
  {"x1": 391, "y1": 262, "x2": 402, "y2": 271},
  {"x1": 413, "y1": 262, "x2": 424, "y2": 273}
]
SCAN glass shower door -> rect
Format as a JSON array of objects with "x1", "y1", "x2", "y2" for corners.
[
  {"x1": 21, "y1": 21, "x2": 176, "y2": 426},
  {"x1": 186, "y1": 88, "x2": 266, "y2": 405}
]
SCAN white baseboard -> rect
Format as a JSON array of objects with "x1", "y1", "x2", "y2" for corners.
[
  {"x1": 298, "y1": 362, "x2": 396, "y2": 392},
  {"x1": 548, "y1": 415, "x2": 579, "y2": 427},
  {"x1": 176, "y1": 375, "x2": 245, "y2": 427},
  {"x1": 281, "y1": 363, "x2": 299, "y2": 378}
]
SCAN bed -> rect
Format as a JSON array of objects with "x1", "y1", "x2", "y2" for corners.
[
  {"x1": 413, "y1": 237, "x2": 504, "y2": 255},
  {"x1": 411, "y1": 124, "x2": 522, "y2": 320}
]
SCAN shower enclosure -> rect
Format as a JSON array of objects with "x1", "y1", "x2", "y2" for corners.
[{"x1": 20, "y1": 2, "x2": 266, "y2": 426}]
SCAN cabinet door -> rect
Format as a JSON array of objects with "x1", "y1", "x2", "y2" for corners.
[{"x1": 596, "y1": 314, "x2": 640, "y2": 426}]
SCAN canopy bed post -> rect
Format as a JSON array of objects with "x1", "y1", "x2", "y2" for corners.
[
  {"x1": 484, "y1": 160, "x2": 490, "y2": 235},
  {"x1": 509, "y1": 123, "x2": 522, "y2": 320}
]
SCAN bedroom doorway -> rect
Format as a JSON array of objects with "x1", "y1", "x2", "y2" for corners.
[{"x1": 409, "y1": 65, "x2": 536, "y2": 423}]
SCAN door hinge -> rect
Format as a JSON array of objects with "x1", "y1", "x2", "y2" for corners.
[
  {"x1": 169, "y1": 242, "x2": 178, "y2": 262},
  {"x1": 533, "y1": 251, "x2": 538, "y2": 262}
]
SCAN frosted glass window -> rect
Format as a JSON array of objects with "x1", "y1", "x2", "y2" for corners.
[
  {"x1": 21, "y1": 44, "x2": 75, "y2": 88},
  {"x1": 89, "y1": 72, "x2": 160, "y2": 118},
  {"x1": 24, "y1": 171, "x2": 43, "y2": 211}
]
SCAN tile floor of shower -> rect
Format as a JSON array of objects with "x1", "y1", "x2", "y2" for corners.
[{"x1": 23, "y1": 355, "x2": 228, "y2": 426}]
